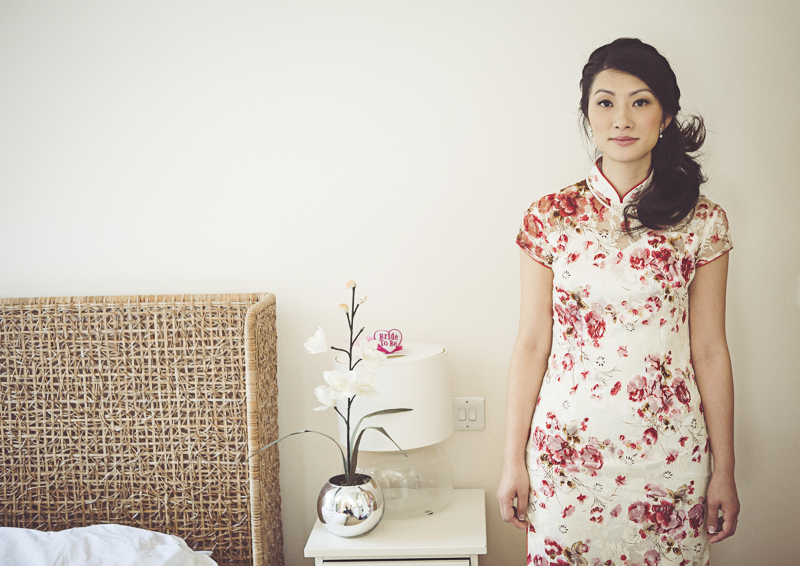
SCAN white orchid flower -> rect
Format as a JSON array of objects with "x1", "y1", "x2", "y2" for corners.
[
  {"x1": 350, "y1": 366, "x2": 379, "y2": 399},
  {"x1": 304, "y1": 326, "x2": 328, "y2": 354},
  {"x1": 359, "y1": 340, "x2": 387, "y2": 372},
  {"x1": 324, "y1": 370, "x2": 354, "y2": 400},
  {"x1": 313, "y1": 385, "x2": 336, "y2": 411}
]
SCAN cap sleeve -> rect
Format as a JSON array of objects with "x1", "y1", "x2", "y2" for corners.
[
  {"x1": 516, "y1": 196, "x2": 554, "y2": 268},
  {"x1": 696, "y1": 203, "x2": 733, "y2": 266}
]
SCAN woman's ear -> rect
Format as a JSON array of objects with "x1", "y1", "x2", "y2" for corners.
[{"x1": 662, "y1": 114, "x2": 673, "y2": 130}]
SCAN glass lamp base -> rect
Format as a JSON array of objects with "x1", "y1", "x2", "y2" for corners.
[{"x1": 356, "y1": 444, "x2": 453, "y2": 520}]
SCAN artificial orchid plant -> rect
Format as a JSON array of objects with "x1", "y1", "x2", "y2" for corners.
[{"x1": 249, "y1": 280, "x2": 410, "y2": 486}]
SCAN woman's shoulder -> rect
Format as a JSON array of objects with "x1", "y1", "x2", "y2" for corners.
[
  {"x1": 525, "y1": 178, "x2": 601, "y2": 225},
  {"x1": 692, "y1": 194, "x2": 730, "y2": 224}
]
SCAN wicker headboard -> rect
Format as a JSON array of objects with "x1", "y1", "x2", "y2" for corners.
[{"x1": 0, "y1": 293, "x2": 283, "y2": 566}]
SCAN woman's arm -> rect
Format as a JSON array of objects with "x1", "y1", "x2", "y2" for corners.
[
  {"x1": 688, "y1": 252, "x2": 740, "y2": 543},
  {"x1": 497, "y1": 249, "x2": 554, "y2": 530}
]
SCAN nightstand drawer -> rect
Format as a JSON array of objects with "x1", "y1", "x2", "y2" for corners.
[
  {"x1": 306, "y1": 490, "x2": 486, "y2": 566},
  {"x1": 320, "y1": 560, "x2": 471, "y2": 566}
]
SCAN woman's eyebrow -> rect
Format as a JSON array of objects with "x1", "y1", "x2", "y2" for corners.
[{"x1": 593, "y1": 88, "x2": 654, "y2": 97}]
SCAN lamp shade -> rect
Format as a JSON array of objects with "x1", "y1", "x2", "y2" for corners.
[{"x1": 335, "y1": 343, "x2": 453, "y2": 451}]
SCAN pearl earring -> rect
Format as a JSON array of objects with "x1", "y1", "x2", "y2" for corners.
[{"x1": 659, "y1": 127, "x2": 663, "y2": 139}]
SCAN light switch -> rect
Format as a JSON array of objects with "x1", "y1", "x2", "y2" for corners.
[{"x1": 452, "y1": 397, "x2": 485, "y2": 431}]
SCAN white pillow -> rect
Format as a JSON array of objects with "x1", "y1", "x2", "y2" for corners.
[{"x1": 0, "y1": 524, "x2": 218, "y2": 566}]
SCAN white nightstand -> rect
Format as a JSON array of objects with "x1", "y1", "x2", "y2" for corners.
[{"x1": 304, "y1": 488, "x2": 487, "y2": 565}]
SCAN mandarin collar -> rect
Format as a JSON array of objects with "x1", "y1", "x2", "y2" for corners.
[{"x1": 586, "y1": 160, "x2": 653, "y2": 210}]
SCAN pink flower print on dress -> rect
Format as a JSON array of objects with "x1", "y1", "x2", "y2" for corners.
[
  {"x1": 581, "y1": 443, "x2": 604, "y2": 475},
  {"x1": 688, "y1": 503, "x2": 705, "y2": 535},
  {"x1": 584, "y1": 307, "x2": 606, "y2": 345},
  {"x1": 627, "y1": 501, "x2": 651, "y2": 523},
  {"x1": 647, "y1": 381, "x2": 676, "y2": 414},
  {"x1": 592, "y1": 253, "x2": 607, "y2": 269},
  {"x1": 674, "y1": 376, "x2": 692, "y2": 406},
  {"x1": 645, "y1": 483, "x2": 669, "y2": 499},
  {"x1": 644, "y1": 549, "x2": 661, "y2": 566},
  {"x1": 629, "y1": 247, "x2": 650, "y2": 270},
  {"x1": 651, "y1": 500, "x2": 683, "y2": 534},
  {"x1": 545, "y1": 411, "x2": 562, "y2": 431},
  {"x1": 533, "y1": 427, "x2": 547, "y2": 450},
  {"x1": 524, "y1": 211, "x2": 546, "y2": 238},
  {"x1": 650, "y1": 248, "x2": 680, "y2": 282},
  {"x1": 544, "y1": 538, "x2": 563, "y2": 559},
  {"x1": 680, "y1": 255, "x2": 694, "y2": 282},
  {"x1": 589, "y1": 506, "x2": 604, "y2": 524},
  {"x1": 643, "y1": 427, "x2": 658, "y2": 446},
  {"x1": 546, "y1": 434, "x2": 582, "y2": 468},
  {"x1": 627, "y1": 375, "x2": 649, "y2": 402},
  {"x1": 554, "y1": 193, "x2": 581, "y2": 218}
]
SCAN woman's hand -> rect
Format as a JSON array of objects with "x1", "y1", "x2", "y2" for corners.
[
  {"x1": 497, "y1": 461, "x2": 530, "y2": 530},
  {"x1": 706, "y1": 469, "x2": 740, "y2": 543}
]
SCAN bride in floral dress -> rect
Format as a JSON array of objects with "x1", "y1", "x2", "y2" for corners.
[{"x1": 497, "y1": 38, "x2": 740, "y2": 566}]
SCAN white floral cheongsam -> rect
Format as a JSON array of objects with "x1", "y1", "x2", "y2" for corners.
[{"x1": 516, "y1": 162, "x2": 732, "y2": 566}]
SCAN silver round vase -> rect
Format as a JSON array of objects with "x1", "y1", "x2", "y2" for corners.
[{"x1": 317, "y1": 473, "x2": 384, "y2": 537}]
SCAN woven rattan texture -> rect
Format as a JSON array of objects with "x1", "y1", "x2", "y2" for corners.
[
  {"x1": 0, "y1": 294, "x2": 281, "y2": 566},
  {"x1": 246, "y1": 297, "x2": 283, "y2": 566}
]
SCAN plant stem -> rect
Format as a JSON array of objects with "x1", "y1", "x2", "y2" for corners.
[
  {"x1": 344, "y1": 310, "x2": 353, "y2": 370},
  {"x1": 346, "y1": 396, "x2": 353, "y2": 484}
]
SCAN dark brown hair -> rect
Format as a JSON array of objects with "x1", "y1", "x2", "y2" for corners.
[{"x1": 580, "y1": 38, "x2": 706, "y2": 233}]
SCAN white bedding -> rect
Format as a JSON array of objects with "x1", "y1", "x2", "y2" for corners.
[{"x1": 0, "y1": 524, "x2": 218, "y2": 566}]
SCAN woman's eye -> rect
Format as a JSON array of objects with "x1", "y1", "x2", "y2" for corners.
[
  {"x1": 598, "y1": 100, "x2": 612, "y2": 108},
  {"x1": 633, "y1": 99, "x2": 650, "y2": 107}
]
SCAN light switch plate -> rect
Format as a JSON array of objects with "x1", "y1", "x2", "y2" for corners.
[{"x1": 452, "y1": 397, "x2": 485, "y2": 431}]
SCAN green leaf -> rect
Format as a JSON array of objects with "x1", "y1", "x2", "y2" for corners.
[
  {"x1": 348, "y1": 426, "x2": 407, "y2": 481},
  {"x1": 349, "y1": 408, "x2": 412, "y2": 452},
  {"x1": 249, "y1": 430, "x2": 348, "y2": 479}
]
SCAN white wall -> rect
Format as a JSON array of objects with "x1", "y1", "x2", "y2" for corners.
[{"x1": 2, "y1": 1, "x2": 798, "y2": 564}]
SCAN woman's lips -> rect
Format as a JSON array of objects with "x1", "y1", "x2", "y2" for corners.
[{"x1": 611, "y1": 137, "x2": 637, "y2": 146}]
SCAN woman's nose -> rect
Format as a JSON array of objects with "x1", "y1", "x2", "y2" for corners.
[{"x1": 613, "y1": 107, "x2": 632, "y2": 130}]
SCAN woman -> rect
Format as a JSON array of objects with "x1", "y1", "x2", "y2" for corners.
[{"x1": 497, "y1": 38, "x2": 740, "y2": 565}]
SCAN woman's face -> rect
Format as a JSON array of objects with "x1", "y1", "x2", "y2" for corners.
[{"x1": 586, "y1": 69, "x2": 671, "y2": 171}]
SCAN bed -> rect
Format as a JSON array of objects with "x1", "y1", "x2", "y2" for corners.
[{"x1": 0, "y1": 293, "x2": 283, "y2": 566}]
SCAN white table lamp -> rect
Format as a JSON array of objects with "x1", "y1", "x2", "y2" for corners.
[{"x1": 334, "y1": 343, "x2": 454, "y2": 519}]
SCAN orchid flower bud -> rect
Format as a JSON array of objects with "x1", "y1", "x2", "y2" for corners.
[
  {"x1": 346, "y1": 280, "x2": 357, "y2": 289},
  {"x1": 357, "y1": 295, "x2": 367, "y2": 305},
  {"x1": 338, "y1": 303, "x2": 349, "y2": 313}
]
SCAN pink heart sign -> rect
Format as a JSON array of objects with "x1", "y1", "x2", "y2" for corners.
[{"x1": 374, "y1": 329, "x2": 403, "y2": 354}]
